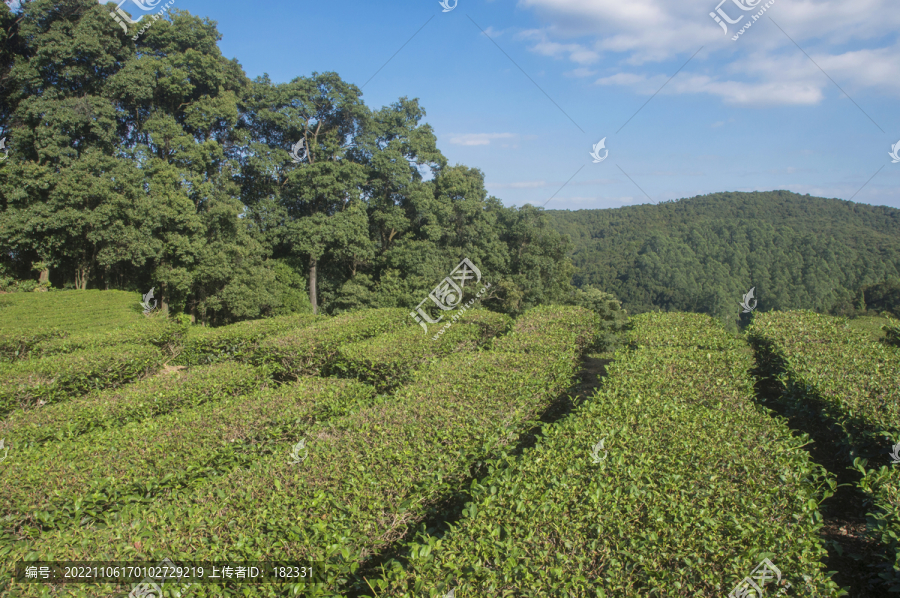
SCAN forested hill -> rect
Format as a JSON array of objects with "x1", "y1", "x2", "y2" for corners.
[{"x1": 544, "y1": 191, "x2": 900, "y2": 324}]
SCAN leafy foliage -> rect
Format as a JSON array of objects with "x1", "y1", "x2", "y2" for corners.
[
  {"x1": 0, "y1": 290, "x2": 143, "y2": 335},
  {"x1": 0, "y1": 305, "x2": 595, "y2": 597},
  {"x1": 546, "y1": 191, "x2": 900, "y2": 329},
  {"x1": 333, "y1": 309, "x2": 511, "y2": 391},
  {"x1": 175, "y1": 313, "x2": 320, "y2": 366},
  {"x1": 0, "y1": 343, "x2": 164, "y2": 417},
  {"x1": 0, "y1": 362, "x2": 268, "y2": 447},
  {"x1": 748, "y1": 310, "x2": 900, "y2": 584},
  {"x1": 0, "y1": 374, "x2": 373, "y2": 537},
  {"x1": 373, "y1": 312, "x2": 842, "y2": 597},
  {"x1": 0, "y1": 1, "x2": 581, "y2": 324}
]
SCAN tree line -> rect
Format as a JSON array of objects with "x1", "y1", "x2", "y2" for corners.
[
  {"x1": 0, "y1": 0, "x2": 593, "y2": 326},
  {"x1": 547, "y1": 191, "x2": 900, "y2": 325},
  {"x1": 546, "y1": 190, "x2": 900, "y2": 328}
]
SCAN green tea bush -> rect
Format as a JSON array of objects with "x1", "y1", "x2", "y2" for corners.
[
  {"x1": 175, "y1": 313, "x2": 321, "y2": 366},
  {"x1": 748, "y1": 310, "x2": 900, "y2": 583},
  {"x1": 252, "y1": 307, "x2": 412, "y2": 379},
  {"x1": 0, "y1": 344, "x2": 164, "y2": 417},
  {"x1": 0, "y1": 290, "x2": 143, "y2": 335},
  {"x1": 569, "y1": 285, "x2": 629, "y2": 351},
  {"x1": 626, "y1": 310, "x2": 738, "y2": 350},
  {"x1": 371, "y1": 312, "x2": 842, "y2": 597},
  {"x1": 0, "y1": 376, "x2": 375, "y2": 536},
  {"x1": 0, "y1": 306, "x2": 589, "y2": 597},
  {"x1": 0, "y1": 362, "x2": 268, "y2": 446},
  {"x1": 0, "y1": 327, "x2": 68, "y2": 362},
  {"x1": 884, "y1": 321, "x2": 900, "y2": 347},
  {"x1": 333, "y1": 310, "x2": 511, "y2": 391},
  {"x1": 490, "y1": 305, "x2": 599, "y2": 361},
  {"x1": 27, "y1": 317, "x2": 190, "y2": 360}
]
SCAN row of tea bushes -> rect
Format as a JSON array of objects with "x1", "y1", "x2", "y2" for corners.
[
  {"x1": 0, "y1": 290, "x2": 143, "y2": 336},
  {"x1": 175, "y1": 313, "x2": 321, "y2": 366},
  {"x1": 0, "y1": 308, "x2": 423, "y2": 442},
  {"x1": 0, "y1": 344, "x2": 164, "y2": 418},
  {"x1": 0, "y1": 306, "x2": 596, "y2": 597},
  {"x1": 625, "y1": 310, "x2": 739, "y2": 350},
  {"x1": 884, "y1": 321, "x2": 900, "y2": 347},
  {"x1": 0, "y1": 374, "x2": 375, "y2": 538},
  {"x1": 251, "y1": 307, "x2": 414, "y2": 379},
  {"x1": 0, "y1": 327, "x2": 68, "y2": 363},
  {"x1": 370, "y1": 312, "x2": 842, "y2": 597},
  {"x1": 748, "y1": 310, "x2": 900, "y2": 583},
  {"x1": 333, "y1": 310, "x2": 512, "y2": 391},
  {"x1": 489, "y1": 304, "x2": 600, "y2": 364},
  {"x1": 23, "y1": 317, "x2": 190, "y2": 360},
  {"x1": 0, "y1": 362, "x2": 269, "y2": 446}
]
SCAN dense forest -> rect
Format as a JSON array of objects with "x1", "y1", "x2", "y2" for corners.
[
  {"x1": 0, "y1": 0, "x2": 585, "y2": 324},
  {"x1": 546, "y1": 191, "x2": 900, "y2": 327},
  {"x1": 0, "y1": 3, "x2": 896, "y2": 330}
]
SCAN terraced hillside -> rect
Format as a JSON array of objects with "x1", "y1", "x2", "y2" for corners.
[{"x1": 0, "y1": 294, "x2": 897, "y2": 597}]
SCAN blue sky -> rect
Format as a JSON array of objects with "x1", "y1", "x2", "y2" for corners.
[{"x1": 103, "y1": 0, "x2": 900, "y2": 211}]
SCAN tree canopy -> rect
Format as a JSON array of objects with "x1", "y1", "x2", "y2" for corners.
[
  {"x1": 0, "y1": 0, "x2": 578, "y2": 325},
  {"x1": 546, "y1": 190, "x2": 900, "y2": 328}
]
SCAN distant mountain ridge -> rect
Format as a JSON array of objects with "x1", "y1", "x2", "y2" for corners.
[{"x1": 544, "y1": 191, "x2": 900, "y2": 326}]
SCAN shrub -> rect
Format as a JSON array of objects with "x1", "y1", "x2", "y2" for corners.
[
  {"x1": 0, "y1": 306, "x2": 590, "y2": 597},
  {"x1": 490, "y1": 304, "x2": 599, "y2": 363},
  {"x1": 0, "y1": 375, "x2": 376, "y2": 536},
  {"x1": 748, "y1": 310, "x2": 900, "y2": 585},
  {"x1": 252, "y1": 307, "x2": 412, "y2": 379},
  {"x1": 0, "y1": 290, "x2": 143, "y2": 335},
  {"x1": 0, "y1": 327, "x2": 68, "y2": 363},
  {"x1": 27, "y1": 317, "x2": 190, "y2": 360},
  {"x1": 333, "y1": 310, "x2": 512, "y2": 391},
  {"x1": 0, "y1": 344, "x2": 164, "y2": 417},
  {"x1": 0, "y1": 362, "x2": 269, "y2": 446},
  {"x1": 175, "y1": 313, "x2": 320, "y2": 366},
  {"x1": 371, "y1": 312, "x2": 842, "y2": 597}
]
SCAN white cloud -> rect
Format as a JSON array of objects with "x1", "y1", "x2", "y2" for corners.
[
  {"x1": 565, "y1": 67, "x2": 598, "y2": 78},
  {"x1": 446, "y1": 133, "x2": 516, "y2": 146},
  {"x1": 511, "y1": 0, "x2": 900, "y2": 106}
]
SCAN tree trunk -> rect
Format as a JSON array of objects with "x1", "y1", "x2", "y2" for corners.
[
  {"x1": 38, "y1": 269, "x2": 49, "y2": 284},
  {"x1": 309, "y1": 255, "x2": 318, "y2": 315},
  {"x1": 75, "y1": 265, "x2": 90, "y2": 290},
  {"x1": 160, "y1": 281, "x2": 170, "y2": 316}
]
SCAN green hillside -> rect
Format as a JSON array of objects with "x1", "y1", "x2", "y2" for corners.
[
  {"x1": 0, "y1": 290, "x2": 143, "y2": 334},
  {"x1": 545, "y1": 190, "x2": 900, "y2": 327}
]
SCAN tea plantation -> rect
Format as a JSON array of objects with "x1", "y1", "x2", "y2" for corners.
[{"x1": 0, "y1": 293, "x2": 898, "y2": 597}]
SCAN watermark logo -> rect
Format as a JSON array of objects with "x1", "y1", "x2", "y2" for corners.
[
  {"x1": 131, "y1": 0, "x2": 164, "y2": 9},
  {"x1": 141, "y1": 287, "x2": 157, "y2": 314},
  {"x1": 590, "y1": 437, "x2": 607, "y2": 463},
  {"x1": 410, "y1": 258, "x2": 484, "y2": 334},
  {"x1": 128, "y1": 581, "x2": 161, "y2": 598},
  {"x1": 289, "y1": 439, "x2": 308, "y2": 464},
  {"x1": 443, "y1": 589, "x2": 455, "y2": 598},
  {"x1": 439, "y1": 0, "x2": 457, "y2": 12},
  {"x1": 0, "y1": 439, "x2": 8, "y2": 463},
  {"x1": 127, "y1": 0, "x2": 178, "y2": 41},
  {"x1": 890, "y1": 442, "x2": 900, "y2": 464},
  {"x1": 729, "y1": 558, "x2": 791, "y2": 597},
  {"x1": 740, "y1": 287, "x2": 757, "y2": 313},
  {"x1": 110, "y1": 0, "x2": 143, "y2": 34},
  {"x1": 709, "y1": 0, "x2": 775, "y2": 40},
  {"x1": 890, "y1": 140, "x2": 900, "y2": 163},
  {"x1": 589, "y1": 137, "x2": 608, "y2": 163},
  {"x1": 290, "y1": 139, "x2": 308, "y2": 164},
  {"x1": 128, "y1": 557, "x2": 192, "y2": 598},
  {"x1": 0, "y1": 137, "x2": 8, "y2": 161}
]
